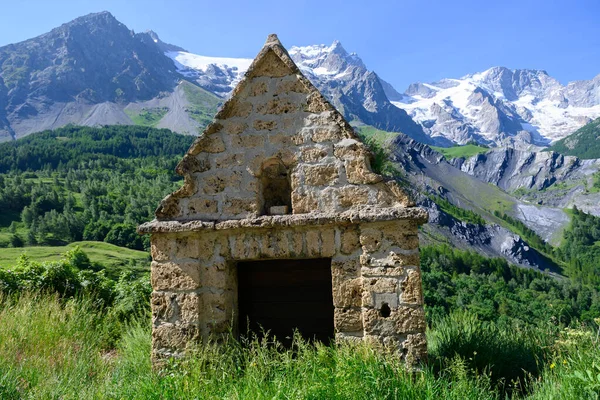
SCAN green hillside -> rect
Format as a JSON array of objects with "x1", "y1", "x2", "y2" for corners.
[
  {"x1": 0, "y1": 241, "x2": 149, "y2": 275},
  {"x1": 431, "y1": 143, "x2": 490, "y2": 159},
  {"x1": 547, "y1": 117, "x2": 600, "y2": 159}
]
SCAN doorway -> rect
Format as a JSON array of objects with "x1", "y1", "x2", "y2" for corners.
[{"x1": 237, "y1": 258, "x2": 335, "y2": 346}]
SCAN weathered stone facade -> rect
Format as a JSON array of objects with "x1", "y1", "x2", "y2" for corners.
[{"x1": 138, "y1": 34, "x2": 428, "y2": 366}]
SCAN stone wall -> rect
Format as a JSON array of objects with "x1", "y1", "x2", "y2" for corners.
[
  {"x1": 156, "y1": 43, "x2": 412, "y2": 222},
  {"x1": 147, "y1": 213, "x2": 427, "y2": 367}
]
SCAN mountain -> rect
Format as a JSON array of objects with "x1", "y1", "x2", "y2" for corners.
[
  {"x1": 165, "y1": 39, "x2": 432, "y2": 143},
  {"x1": 393, "y1": 67, "x2": 600, "y2": 147},
  {"x1": 0, "y1": 13, "x2": 430, "y2": 143},
  {"x1": 546, "y1": 117, "x2": 600, "y2": 159},
  {"x1": 0, "y1": 12, "x2": 187, "y2": 140}
]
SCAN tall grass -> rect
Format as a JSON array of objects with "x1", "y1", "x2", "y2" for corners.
[
  {"x1": 428, "y1": 311, "x2": 555, "y2": 395},
  {"x1": 1, "y1": 293, "x2": 598, "y2": 399},
  {"x1": 0, "y1": 293, "x2": 496, "y2": 399}
]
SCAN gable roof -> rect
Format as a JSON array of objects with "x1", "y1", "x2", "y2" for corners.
[{"x1": 149, "y1": 34, "x2": 416, "y2": 224}]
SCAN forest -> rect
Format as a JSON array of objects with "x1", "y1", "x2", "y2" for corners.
[{"x1": 0, "y1": 125, "x2": 193, "y2": 250}]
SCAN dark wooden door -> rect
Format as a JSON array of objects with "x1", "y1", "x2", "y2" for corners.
[{"x1": 237, "y1": 258, "x2": 334, "y2": 346}]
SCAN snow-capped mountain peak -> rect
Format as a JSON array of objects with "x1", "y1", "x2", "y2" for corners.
[
  {"x1": 288, "y1": 41, "x2": 365, "y2": 78},
  {"x1": 393, "y1": 67, "x2": 600, "y2": 147}
]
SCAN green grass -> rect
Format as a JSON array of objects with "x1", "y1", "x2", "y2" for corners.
[
  {"x1": 431, "y1": 144, "x2": 490, "y2": 160},
  {"x1": 1, "y1": 293, "x2": 597, "y2": 399},
  {"x1": 181, "y1": 81, "x2": 222, "y2": 129},
  {"x1": 355, "y1": 125, "x2": 399, "y2": 145},
  {"x1": 429, "y1": 195, "x2": 486, "y2": 225},
  {"x1": 124, "y1": 107, "x2": 168, "y2": 127},
  {"x1": 0, "y1": 294, "x2": 511, "y2": 399},
  {"x1": 0, "y1": 241, "x2": 149, "y2": 272}
]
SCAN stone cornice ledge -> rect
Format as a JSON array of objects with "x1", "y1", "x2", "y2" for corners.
[{"x1": 138, "y1": 206, "x2": 429, "y2": 234}]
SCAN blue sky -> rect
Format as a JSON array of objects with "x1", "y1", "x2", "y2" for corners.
[{"x1": 0, "y1": 0, "x2": 598, "y2": 91}]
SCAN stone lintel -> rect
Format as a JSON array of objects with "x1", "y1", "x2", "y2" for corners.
[{"x1": 138, "y1": 206, "x2": 428, "y2": 234}]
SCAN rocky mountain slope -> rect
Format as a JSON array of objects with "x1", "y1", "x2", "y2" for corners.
[
  {"x1": 448, "y1": 146, "x2": 600, "y2": 217},
  {"x1": 0, "y1": 12, "x2": 190, "y2": 140},
  {"x1": 384, "y1": 133, "x2": 567, "y2": 269},
  {"x1": 393, "y1": 67, "x2": 600, "y2": 147}
]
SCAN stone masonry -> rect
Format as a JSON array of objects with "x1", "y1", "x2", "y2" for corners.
[{"x1": 138, "y1": 34, "x2": 429, "y2": 367}]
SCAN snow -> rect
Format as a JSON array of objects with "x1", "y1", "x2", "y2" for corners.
[
  {"x1": 393, "y1": 71, "x2": 600, "y2": 145},
  {"x1": 165, "y1": 51, "x2": 253, "y2": 74}
]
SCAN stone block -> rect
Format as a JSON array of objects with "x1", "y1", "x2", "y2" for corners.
[
  {"x1": 332, "y1": 277, "x2": 362, "y2": 308},
  {"x1": 250, "y1": 51, "x2": 293, "y2": 77},
  {"x1": 199, "y1": 261, "x2": 235, "y2": 290},
  {"x1": 394, "y1": 306, "x2": 426, "y2": 334},
  {"x1": 249, "y1": 80, "x2": 268, "y2": 96},
  {"x1": 291, "y1": 190, "x2": 318, "y2": 214},
  {"x1": 151, "y1": 261, "x2": 201, "y2": 291},
  {"x1": 196, "y1": 134, "x2": 226, "y2": 153},
  {"x1": 320, "y1": 229, "x2": 336, "y2": 257},
  {"x1": 152, "y1": 323, "x2": 200, "y2": 352},
  {"x1": 202, "y1": 171, "x2": 241, "y2": 195},
  {"x1": 334, "y1": 308, "x2": 363, "y2": 332},
  {"x1": 276, "y1": 79, "x2": 309, "y2": 94},
  {"x1": 331, "y1": 257, "x2": 361, "y2": 280},
  {"x1": 359, "y1": 228, "x2": 383, "y2": 252},
  {"x1": 305, "y1": 92, "x2": 333, "y2": 113},
  {"x1": 213, "y1": 152, "x2": 245, "y2": 169},
  {"x1": 303, "y1": 164, "x2": 339, "y2": 186},
  {"x1": 333, "y1": 139, "x2": 364, "y2": 159},
  {"x1": 223, "y1": 198, "x2": 258, "y2": 216},
  {"x1": 223, "y1": 121, "x2": 248, "y2": 134},
  {"x1": 362, "y1": 306, "x2": 425, "y2": 336},
  {"x1": 187, "y1": 198, "x2": 218, "y2": 215},
  {"x1": 152, "y1": 292, "x2": 201, "y2": 325},
  {"x1": 312, "y1": 126, "x2": 341, "y2": 143},
  {"x1": 289, "y1": 231, "x2": 305, "y2": 256},
  {"x1": 231, "y1": 134, "x2": 265, "y2": 148},
  {"x1": 253, "y1": 119, "x2": 277, "y2": 131},
  {"x1": 300, "y1": 146, "x2": 329, "y2": 162},
  {"x1": 256, "y1": 99, "x2": 297, "y2": 115},
  {"x1": 340, "y1": 227, "x2": 360, "y2": 254},
  {"x1": 303, "y1": 230, "x2": 319, "y2": 257},
  {"x1": 404, "y1": 333, "x2": 427, "y2": 366},
  {"x1": 345, "y1": 158, "x2": 383, "y2": 184},
  {"x1": 222, "y1": 99, "x2": 252, "y2": 118},
  {"x1": 401, "y1": 269, "x2": 423, "y2": 305},
  {"x1": 364, "y1": 277, "x2": 399, "y2": 293},
  {"x1": 338, "y1": 186, "x2": 371, "y2": 208},
  {"x1": 150, "y1": 235, "x2": 177, "y2": 261}
]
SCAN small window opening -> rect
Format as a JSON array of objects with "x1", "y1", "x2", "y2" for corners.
[{"x1": 260, "y1": 159, "x2": 292, "y2": 215}]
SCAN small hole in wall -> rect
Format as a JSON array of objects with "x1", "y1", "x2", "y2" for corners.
[{"x1": 380, "y1": 303, "x2": 391, "y2": 318}]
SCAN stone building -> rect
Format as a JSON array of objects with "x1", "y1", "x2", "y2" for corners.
[{"x1": 138, "y1": 34, "x2": 428, "y2": 366}]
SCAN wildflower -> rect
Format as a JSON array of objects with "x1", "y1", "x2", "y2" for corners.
[
  {"x1": 550, "y1": 363, "x2": 556, "y2": 369},
  {"x1": 562, "y1": 360, "x2": 567, "y2": 365}
]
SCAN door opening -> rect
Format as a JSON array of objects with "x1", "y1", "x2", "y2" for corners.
[{"x1": 237, "y1": 258, "x2": 334, "y2": 347}]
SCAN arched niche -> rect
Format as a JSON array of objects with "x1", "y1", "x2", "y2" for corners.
[{"x1": 260, "y1": 158, "x2": 292, "y2": 215}]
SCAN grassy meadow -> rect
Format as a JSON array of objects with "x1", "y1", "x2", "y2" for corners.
[
  {"x1": 0, "y1": 293, "x2": 598, "y2": 399},
  {"x1": 431, "y1": 144, "x2": 490, "y2": 160},
  {"x1": 0, "y1": 241, "x2": 149, "y2": 270}
]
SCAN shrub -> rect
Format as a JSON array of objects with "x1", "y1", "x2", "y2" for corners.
[{"x1": 427, "y1": 311, "x2": 555, "y2": 395}]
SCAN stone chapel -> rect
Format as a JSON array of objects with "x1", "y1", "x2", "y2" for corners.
[{"x1": 138, "y1": 34, "x2": 429, "y2": 367}]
